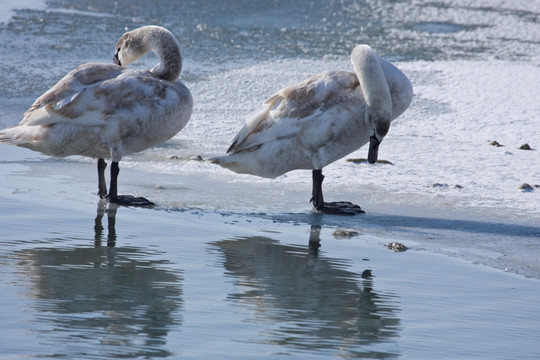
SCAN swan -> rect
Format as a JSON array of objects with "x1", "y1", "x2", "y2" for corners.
[
  {"x1": 0, "y1": 25, "x2": 193, "y2": 206},
  {"x1": 210, "y1": 45, "x2": 413, "y2": 214}
]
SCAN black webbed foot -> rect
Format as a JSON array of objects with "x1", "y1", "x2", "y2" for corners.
[
  {"x1": 108, "y1": 194, "x2": 155, "y2": 207},
  {"x1": 310, "y1": 169, "x2": 365, "y2": 215},
  {"x1": 101, "y1": 161, "x2": 155, "y2": 207},
  {"x1": 316, "y1": 201, "x2": 365, "y2": 215}
]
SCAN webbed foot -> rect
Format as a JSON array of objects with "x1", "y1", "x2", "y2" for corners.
[
  {"x1": 316, "y1": 201, "x2": 365, "y2": 215},
  {"x1": 108, "y1": 194, "x2": 155, "y2": 207}
]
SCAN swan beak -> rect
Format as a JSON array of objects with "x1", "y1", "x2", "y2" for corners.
[
  {"x1": 113, "y1": 53, "x2": 122, "y2": 66},
  {"x1": 368, "y1": 135, "x2": 380, "y2": 164}
]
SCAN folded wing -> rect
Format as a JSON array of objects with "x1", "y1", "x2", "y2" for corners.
[
  {"x1": 20, "y1": 63, "x2": 124, "y2": 127},
  {"x1": 227, "y1": 70, "x2": 360, "y2": 154}
]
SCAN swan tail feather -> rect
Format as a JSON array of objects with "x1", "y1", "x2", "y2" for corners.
[
  {"x1": 0, "y1": 125, "x2": 40, "y2": 147},
  {"x1": 208, "y1": 155, "x2": 249, "y2": 175}
]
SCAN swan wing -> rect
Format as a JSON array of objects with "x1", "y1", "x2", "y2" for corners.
[
  {"x1": 227, "y1": 70, "x2": 359, "y2": 153},
  {"x1": 21, "y1": 63, "x2": 124, "y2": 127}
]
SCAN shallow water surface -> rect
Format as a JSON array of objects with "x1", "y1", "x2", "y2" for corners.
[{"x1": 1, "y1": 196, "x2": 539, "y2": 359}]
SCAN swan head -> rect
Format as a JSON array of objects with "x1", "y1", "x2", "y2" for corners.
[
  {"x1": 351, "y1": 45, "x2": 393, "y2": 164},
  {"x1": 113, "y1": 26, "x2": 182, "y2": 81},
  {"x1": 367, "y1": 116, "x2": 390, "y2": 164},
  {"x1": 113, "y1": 28, "x2": 151, "y2": 67}
]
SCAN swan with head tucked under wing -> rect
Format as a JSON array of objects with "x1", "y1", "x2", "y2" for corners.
[
  {"x1": 210, "y1": 45, "x2": 412, "y2": 214},
  {"x1": 0, "y1": 25, "x2": 193, "y2": 206}
]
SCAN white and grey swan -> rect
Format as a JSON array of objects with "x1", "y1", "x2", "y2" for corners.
[
  {"x1": 0, "y1": 25, "x2": 193, "y2": 206},
  {"x1": 211, "y1": 45, "x2": 413, "y2": 215}
]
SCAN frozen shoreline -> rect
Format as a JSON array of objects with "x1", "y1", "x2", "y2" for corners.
[
  {"x1": 1, "y1": 53, "x2": 538, "y2": 222},
  {"x1": 2, "y1": 143, "x2": 539, "y2": 280},
  {"x1": 2, "y1": 55, "x2": 539, "y2": 279}
]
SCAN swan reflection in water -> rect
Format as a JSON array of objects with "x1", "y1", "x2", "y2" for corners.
[
  {"x1": 94, "y1": 200, "x2": 119, "y2": 247},
  {"x1": 212, "y1": 226, "x2": 401, "y2": 358},
  {"x1": 13, "y1": 201, "x2": 183, "y2": 359}
]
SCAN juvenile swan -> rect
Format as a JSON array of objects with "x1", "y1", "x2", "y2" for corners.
[
  {"x1": 211, "y1": 45, "x2": 412, "y2": 214},
  {"x1": 0, "y1": 26, "x2": 193, "y2": 206}
]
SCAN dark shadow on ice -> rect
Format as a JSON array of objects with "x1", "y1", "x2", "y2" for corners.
[
  {"x1": 210, "y1": 228, "x2": 401, "y2": 358},
  {"x1": 364, "y1": 213, "x2": 540, "y2": 238},
  {"x1": 249, "y1": 211, "x2": 540, "y2": 239},
  {"x1": 13, "y1": 204, "x2": 184, "y2": 359}
]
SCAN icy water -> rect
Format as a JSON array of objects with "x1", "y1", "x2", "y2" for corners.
[
  {"x1": 1, "y1": 0, "x2": 540, "y2": 359},
  {"x1": 1, "y1": 188, "x2": 540, "y2": 359}
]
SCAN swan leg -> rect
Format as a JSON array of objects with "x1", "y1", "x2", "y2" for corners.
[
  {"x1": 310, "y1": 169, "x2": 364, "y2": 215},
  {"x1": 97, "y1": 158, "x2": 108, "y2": 198},
  {"x1": 107, "y1": 161, "x2": 155, "y2": 207}
]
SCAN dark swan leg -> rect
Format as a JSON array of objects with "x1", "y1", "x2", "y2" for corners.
[
  {"x1": 107, "y1": 161, "x2": 155, "y2": 207},
  {"x1": 97, "y1": 158, "x2": 108, "y2": 198},
  {"x1": 310, "y1": 169, "x2": 365, "y2": 215}
]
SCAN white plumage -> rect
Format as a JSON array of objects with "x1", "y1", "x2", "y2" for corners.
[
  {"x1": 211, "y1": 45, "x2": 413, "y2": 214},
  {"x1": 0, "y1": 25, "x2": 193, "y2": 206}
]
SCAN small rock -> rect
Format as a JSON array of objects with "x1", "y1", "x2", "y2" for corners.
[
  {"x1": 191, "y1": 155, "x2": 204, "y2": 161},
  {"x1": 454, "y1": 184, "x2": 464, "y2": 189},
  {"x1": 519, "y1": 143, "x2": 532, "y2": 150},
  {"x1": 361, "y1": 269, "x2": 372, "y2": 279},
  {"x1": 489, "y1": 140, "x2": 504, "y2": 147},
  {"x1": 332, "y1": 229, "x2": 359, "y2": 238},
  {"x1": 518, "y1": 183, "x2": 534, "y2": 192},
  {"x1": 170, "y1": 155, "x2": 180, "y2": 160},
  {"x1": 431, "y1": 183, "x2": 449, "y2": 188},
  {"x1": 385, "y1": 242, "x2": 408, "y2": 252}
]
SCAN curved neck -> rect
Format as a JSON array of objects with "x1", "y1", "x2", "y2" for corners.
[
  {"x1": 351, "y1": 45, "x2": 392, "y2": 139},
  {"x1": 351, "y1": 46, "x2": 392, "y2": 118},
  {"x1": 147, "y1": 27, "x2": 182, "y2": 81}
]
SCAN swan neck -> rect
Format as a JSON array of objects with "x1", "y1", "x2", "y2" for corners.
[
  {"x1": 148, "y1": 29, "x2": 182, "y2": 82},
  {"x1": 351, "y1": 47, "x2": 390, "y2": 109},
  {"x1": 351, "y1": 45, "x2": 392, "y2": 135}
]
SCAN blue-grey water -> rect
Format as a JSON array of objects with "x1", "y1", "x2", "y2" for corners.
[
  {"x1": 1, "y1": 0, "x2": 540, "y2": 359},
  {"x1": 1, "y1": 194, "x2": 540, "y2": 359},
  {"x1": 1, "y1": 0, "x2": 538, "y2": 100}
]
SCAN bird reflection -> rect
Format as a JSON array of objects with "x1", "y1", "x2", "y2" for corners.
[
  {"x1": 212, "y1": 226, "x2": 401, "y2": 358},
  {"x1": 94, "y1": 199, "x2": 118, "y2": 247},
  {"x1": 308, "y1": 224, "x2": 322, "y2": 254},
  {"x1": 13, "y1": 201, "x2": 183, "y2": 359}
]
